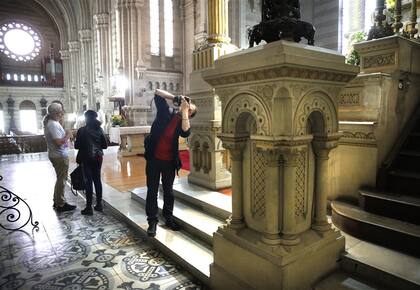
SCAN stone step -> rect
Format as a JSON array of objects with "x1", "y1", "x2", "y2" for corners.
[
  {"x1": 314, "y1": 270, "x2": 392, "y2": 290},
  {"x1": 171, "y1": 177, "x2": 232, "y2": 221},
  {"x1": 131, "y1": 186, "x2": 224, "y2": 246},
  {"x1": 331, "y1": 201, "x2": 420, "y2": 257},
  {"x1": 360, "y1": 189, "x2": 420, "y2": 225},
  {"x1": 392, "y1": 152, "x2": 420, "y2": 172},
  {"x1": 388, "y1": 169, "x2": 420, "y2": 195},
  {"x1": 341, "y1": 242, "x2": 420, "y2": 290},
  {"x1": 99, "y1": 183, "x2": 213, "y2": 286}
]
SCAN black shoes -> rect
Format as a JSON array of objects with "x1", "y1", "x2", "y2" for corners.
[
  {"x1": 81, "y1": 206, "x2": 93, "y2": 215},
  {"x1": 94, "y1": 203, "x2": 103, "y2": 212},
  {"x1": 165, "y1": 219, "x2": 181, "y2": 231},
  {"x1": 56, "y1": 203, "x2": 77, "y2": 212},
  {"x1": 147, "y1": 222, "x2": 158, "y2": 237}
]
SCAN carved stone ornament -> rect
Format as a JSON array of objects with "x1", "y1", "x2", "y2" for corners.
[
  {"x1": 223, "y1": 94, "x2": 271, "y2": 135},
  {"x1": 207, "y1": 67, "x2": 355, "y2": 87},
  {"x1": 363, "y1": 53, "x2": 395, "y2": 69},
  {"x1": 294, "y1": 93, "x2": 337, "y2": 136},
  {"x1": 338, "y1": 92, "x2": 361, "y2": 106}
]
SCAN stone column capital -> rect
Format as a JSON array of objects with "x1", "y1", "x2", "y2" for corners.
[
  {"x1": 79, "y1": 29, "x2": 93, "y2": 42},
  {"x1": 68, "y1": 41, "x2": 80, "y2": 52},
  {"x1": 279, "y1": 147, "x2": 301, "y2": 166},
  {"x1": 94, "y1": 13, "x2": 110, "y2": 27},
  {"x1": 312, "y1": 135, "x2": 340, "y2": 159},
  {"x1": 60, "y1": 49, "x2": 70, "y2": 60}
]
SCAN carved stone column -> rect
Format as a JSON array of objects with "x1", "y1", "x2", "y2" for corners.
[
  {"x1": 312, "y1": 139, "x2": 337, "y2": 232},
  {"x1": 187, "y1": 0, "x2": 237, "y2": 190},
  {"x1": 68, "y1": 41, "x2": 81, "y2": 111},
  {"x1": 280, "y1": 148, "x2": 300, "y2": 245},
  {"x1": 225, "y1": 142, "x2": 245, "y2": 229},
  {"x1": 94, "y1": 13, "x2": 111, "y2": 108},
  {"x1": 261, "y1": 147, "x2": 281, "y2": 245},
  {"x1": 59, "y1": 49, "x2": 71, "y2": 111},
  {"x1": 207, "y1": 0, "x2": 230, "y2": 44},
  {"x1": 79, "y1": 29, "x2": 95, "y2": 109}
]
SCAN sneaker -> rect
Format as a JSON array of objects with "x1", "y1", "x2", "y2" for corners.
[
  {"x1": 56, "y1": 203, "x2": 77, "y2": 212},
  {"x1": 94, "y1": 203, "x2": 103, "y2": 212},
  {"x1": 165, "y1": 219, "x2": 181, "y2": 231},
  {"x1": 147, "y1": 222, "x2": 158, "y2": 237},
  {"x1": 81, "y1": 207, "x2": 93, "y2": 215}
]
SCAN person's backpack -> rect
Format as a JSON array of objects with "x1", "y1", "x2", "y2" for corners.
[{"x1": 70, "y1": 165, "x2": 85, "y2": 195}]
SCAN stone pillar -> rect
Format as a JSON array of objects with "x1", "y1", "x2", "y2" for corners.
[
  {"x1": 59, "y1": 49, "x2": 72, "y2": 111},
  {"x1": 312, "y1": 140, "x2": 337, "y2": 232},
  {"x1": 224, "y1": 142, "x2": 245, "y2": 229},
  {"x1": 187, "y1": 0, "x2": 237, "y2": 190},
  {"x1": 280, "y1": 148, "x2": 301, "y2": 245},
  {"x1": 207, "y1": 0, "x2": 230, "y2": 44},
  {"x1": 68, "y1": 41, "x2": 81, "y2": 111},
  {"x1": 94, "y1": 13, "x2": 111, "y2": 109},
  {"x1": 261, "y1": 147, "x2": 281, "y2": 245},
  {"x1": 79, "y1": 29, "x2": 95, "y2": 109},
  {"x1": 204, "y1": 40, "x2": 357, "y2": 290}
]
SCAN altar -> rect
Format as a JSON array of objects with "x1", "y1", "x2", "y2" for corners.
[{"x1": 109, "y1": 126, "x2": 151, "y2": 156}]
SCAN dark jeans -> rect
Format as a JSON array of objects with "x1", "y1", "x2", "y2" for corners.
[
  {"x1": 82, "y1": 158, "x2": 103, "y2": 207},
  {"x1": 146, "y1": 158, "x2": 175, "y2": 223}
]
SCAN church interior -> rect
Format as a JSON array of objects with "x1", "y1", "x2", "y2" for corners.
[{"x1": 1, "y1": 0, "x2": 420, "y2": 289}]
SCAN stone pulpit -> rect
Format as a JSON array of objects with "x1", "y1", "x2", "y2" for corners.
[{"x1": 202, "y1": 41, "x2": 358, "y2": 290}]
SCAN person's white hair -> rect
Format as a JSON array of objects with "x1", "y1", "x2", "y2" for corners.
[
  {"x1": 47, "y1": 103, "x2": 63, "y2": 115},
  {"x1": 43, "y1": 103, "x2": 64, "y2": 127}
]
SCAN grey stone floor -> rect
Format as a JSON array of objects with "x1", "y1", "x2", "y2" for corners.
[{"x1": 0, "y1": 153, "x2": 202, "y2": 290}]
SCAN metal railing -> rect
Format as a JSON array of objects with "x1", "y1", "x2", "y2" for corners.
[{"x1": 0, "y1": 135, "x2": 47, "y2": 155}]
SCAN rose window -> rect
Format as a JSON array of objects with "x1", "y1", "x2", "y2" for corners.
[{"x1": 0, "y1": 22, "x2": 41, "y2": 62}]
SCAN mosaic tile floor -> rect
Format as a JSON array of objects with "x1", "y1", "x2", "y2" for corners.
[{"x1": 0, "y1": 153, "x2": 202, "y2": 290}]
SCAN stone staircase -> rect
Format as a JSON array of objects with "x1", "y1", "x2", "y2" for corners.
[{"x1": 332, "y1": 106, "x2": 420, "y2": 259}]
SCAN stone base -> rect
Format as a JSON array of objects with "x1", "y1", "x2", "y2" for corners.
[
  {"x1": 211, "y1": 227, "x2": 345, "y2": 290},
  {"x1": 188, "y1": 173, "x2": 231, "y2": 190}
]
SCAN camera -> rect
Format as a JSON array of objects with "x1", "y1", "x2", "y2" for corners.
[{"x1": 173, "y1": 95, "x2": 190, "y2": 107}]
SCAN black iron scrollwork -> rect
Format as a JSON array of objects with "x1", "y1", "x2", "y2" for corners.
[{"x1": 0, "y1": 175, "x2": 39, "y2": 231}]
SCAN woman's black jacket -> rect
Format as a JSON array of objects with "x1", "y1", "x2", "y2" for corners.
[{"x1": 75, "y1": 119, "x2": 108, "y2": 164}]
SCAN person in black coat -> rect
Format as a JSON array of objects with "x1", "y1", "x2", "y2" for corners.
[
  {"x1": 74, "y1": 110, "x2": 108, "y2": 215},
  {"x1": 144, "y1": 89, "x2": 197, "y2": 237}
]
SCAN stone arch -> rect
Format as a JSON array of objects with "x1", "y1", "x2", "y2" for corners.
[
  {"x1": 223, "y1": 93, "x2": 271, "y2": 136},
  {"x1": 19, "y1": 100, "x2": 36, "y2": 110},
  {"x1": 293, "y1": 91, "x2": 337, "y2": 136}
]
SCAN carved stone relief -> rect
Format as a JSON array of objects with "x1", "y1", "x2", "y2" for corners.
[
  {"x1": 223, "y1": 94, "x2": 271, "y2": 135},
  {"x1": 363, "y1": 53, "x2": 395, "y2": 69},
  {"x1": 252, "y1": 142, "x2": 266, "y2": 218},
  {"x1": 294, "y1": 92, "x2": 337, "y2": 136}
]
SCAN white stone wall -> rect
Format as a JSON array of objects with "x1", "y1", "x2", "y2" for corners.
[{"x1": 0, "y1": 86, "x2": 65, "y2": 134}]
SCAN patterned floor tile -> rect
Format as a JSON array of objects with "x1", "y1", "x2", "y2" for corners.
[
  {"x1": 95, "y1": 226, "x2": 148, "y2": 250},
  {"x1": 0, "y1": 267, "x2": 43, "y2": 290},
  {"x1": 116, "y1": 248, "x2": 184, "y2": 285},
  {"x1": 31, "y1": 267, "x2": 117, "y2": 290},
  {"x1": 1, "y1": 154, "x2": 205, "y2": 290}
]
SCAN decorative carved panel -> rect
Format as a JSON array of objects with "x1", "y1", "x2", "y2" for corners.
[
  {"x1": 363, "y1": 53, "x2": 395, "y2": 69},
  {"x1": 295, "y1": 149, "x2": 306, "y2": 217},
  {"x1": 252, "y1": 143, "x2": 266, "y2": 218}
]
